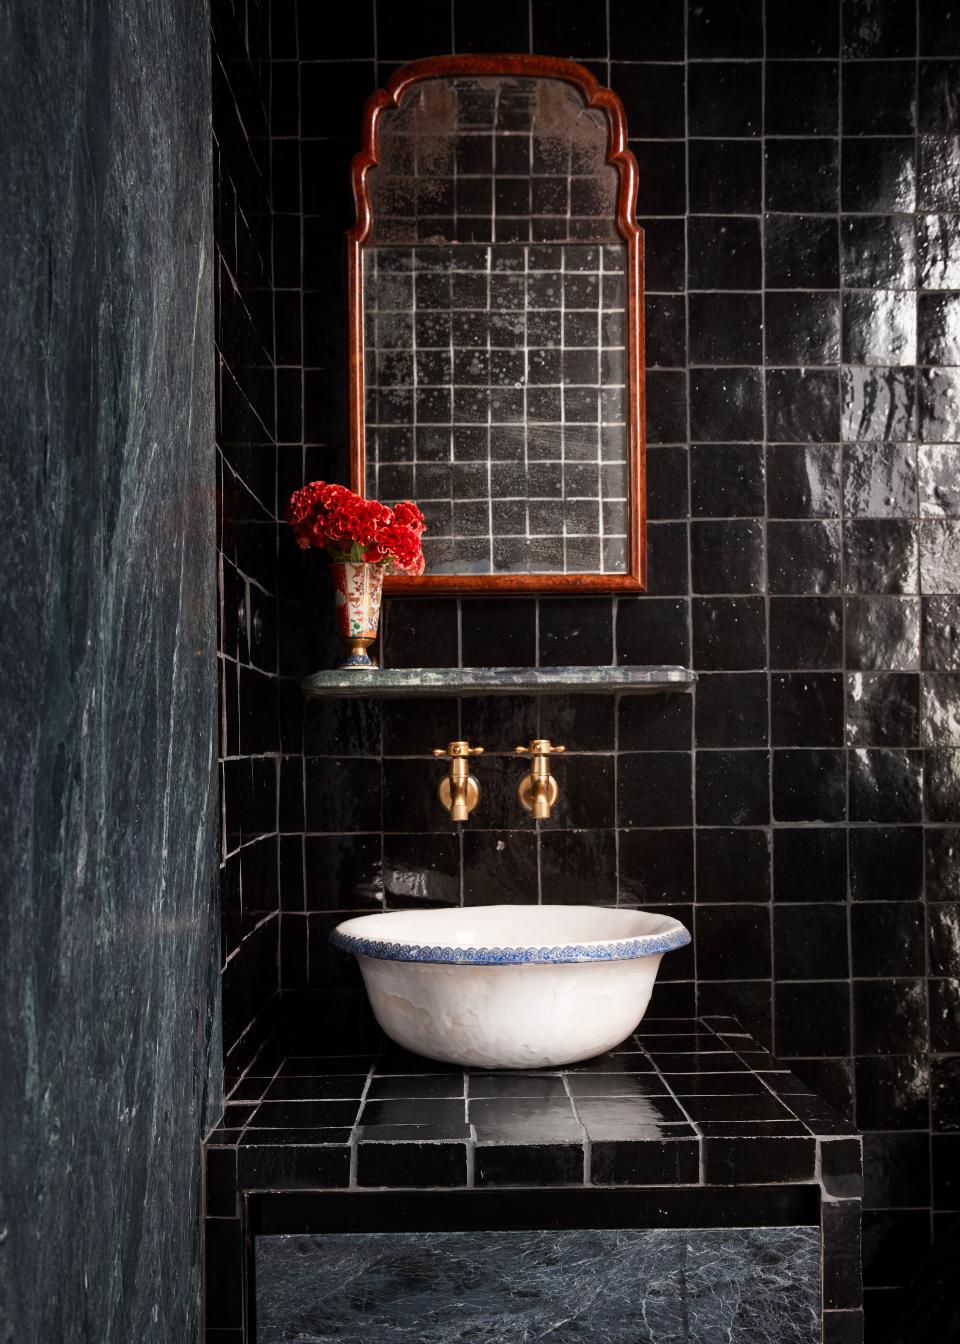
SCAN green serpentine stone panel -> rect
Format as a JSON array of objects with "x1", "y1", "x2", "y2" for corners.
[
  {"x1": 0, "y1": 2, "x2": 217, "y2": 1340},
  {"x1": 256, "y1": 1227, "x2": 821, "y2": 1343}
]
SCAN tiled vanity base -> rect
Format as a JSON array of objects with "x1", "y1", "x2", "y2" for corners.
[{"x1": 204, "y1": 1017, "x2": 863, "y2": 1343}]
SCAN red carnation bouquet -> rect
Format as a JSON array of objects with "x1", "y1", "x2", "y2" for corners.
[{"x1": 285, "y1": 482, "x2": 426, "y2": 576}]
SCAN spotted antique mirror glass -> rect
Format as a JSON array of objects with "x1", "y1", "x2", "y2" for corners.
[{"x1": 348, "y1": 56, "x2": 645, "y2": 593}]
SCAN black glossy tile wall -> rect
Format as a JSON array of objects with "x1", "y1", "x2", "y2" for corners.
[
  {"x1": 214, "y1": 0, "x2": 283, "y2": 1075},
  {"x1": 216, "y1": 2, "x2": 960, "y2": 1333}
]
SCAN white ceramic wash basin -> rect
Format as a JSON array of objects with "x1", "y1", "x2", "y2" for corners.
[{"x1": 330, "y1": 905, "x2": 690, "y2": 1069}]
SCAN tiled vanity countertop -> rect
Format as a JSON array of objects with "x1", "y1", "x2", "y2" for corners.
[
  {"x1": 209, "y1": 1015, "x2": 857, "y2": 1189},
  {"x1": 204, "y1": 1016, "x2": 863, "y2": 1340}
]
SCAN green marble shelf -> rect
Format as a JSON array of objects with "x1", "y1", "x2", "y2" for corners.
[{"x1": 301, "y1": 665, "x2": 697, "y2": 699}]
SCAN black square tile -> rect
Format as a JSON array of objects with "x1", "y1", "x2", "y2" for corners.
[
  {"x1": 842, "y1": 215, "x2": 916, "y2": 289},
  {"x1": 691, "y1": 520, "x2": 765, "y2": 593},
  {"x1": 610, "y1": 0, "x2": 684, "y2": 58},
  {"x1": 842, "y1": 137, "x2": 916, "y2": 212},
  {"x1": 767, "y1": 4, "x2": 840, "y2": 57},
  {"x1": 849, "y1": 747, "x2": 923, "y2": 822},
  {"x1": 774, "y1": 828, "x2": 848, "y2": 902},
  {"x1": 688, "y1": 63, "x2": 761, "y2": 137},
  {"x1": 770, "y1": 597, "x2": 843, "y2": 669},
  {"x1": 844, "y1": 0, "x2": 916, "y2": 57},
  {"x1": 766, "y1": 139, "x2": 839, "y2": 212},
  {"x1": 919, "y1": 59, "x2": 960, "y2": 131},
  {"x1": 820, "y1": 1136, "x2": 865, "y2": 1200},
  {"x1": 768, "y1": 445, "x2": 841, "y2": 519},
  {"x1": 695, "y1": 749, "x2": 770, "y2": 825},
  {"x1": 618, "y1": 829, "x2": 694, "y2": 905},
  {"x1": 688, "y1": 216, "x2": 762, "y2": 290},
  {"x1": 690, "y1": 369, "x2": 764, "y2": 442},
  {"x1": 846, "y1": 596, "x2": 921, "y2": 670},
  {"x1": 690, "y1": 445, "x2": 765, "y2": 519},
  {"x1": 474, "y1": 1144, "x2": 583, "y2": 1187},
  {"x1": 854, "y1": 977, "x2": 927, "y2": 1054},
  {"x1": 765, "y1": 214, "x2": 840, "y2": 288},
  {"x1": 618, "y1": 751, "x2": 692, "y2": 827},
  {"x1": 863, "y1": 1210, "x2": 931, "y2": 1290},
  {"x1": 616, "y1": 598, "x2": 690, "y2": 666},
  {"x1": 844, "y1": 60, "x2": 916, "y2": 135},
  {"x1": 689, "y1": 293, "x2": 763, "y2": 366},
  {"x1": 695, "y1": 673, "x2": 768, "y2": 747},
  {"x1": 696, "y1": 905, "x2": 772, "y2": 980},
  {"x1": 773, "y1": 748, "x2": 847, "y2": 822},
  {"x1": 687, "y1": 0, "x2": 763, "y2": 57},
  {"x1": 539, "y1": 830, "x2": 617, "y2": 905},
  {"x1": 766, "y1": 293, "x2": 841, "y2": 367},
  {"x1": 704, "y1": 1135, "x2": 815, "y2": 1184},
  {"x1": 356, "y1": 1140, "x2": 467, "y2": 1187},
  {"x1": 453, "y1": 0, "x2": 530, "y2": 51},
  {"x1": 771, "y1": 673, "x2": 845, "y2": 746},
  {"x1": 539, "y1": 597, "x2": 613, "y2": 666},
  {"x1": 692, "y1": 596, "x2": 766, "y2": 670},
  {"x1": 469, "y1": 1098, "x2": 583, "y2": 1142},
  {"x1": 854, "y1": 894, "x2": 924, "y2": 982},
  {"x1": 619, "y1": 691, "x2": 692, "y2": 751},
  {"x1": 612, "y1": 62, "x2": 685, "y2": 139},
  {"x1": 576, "y1": 1094, "x2": 691, "y2": 1138},
  {"x1": 689, "y1": 140, "x2": 762, "y2": 214},
  {"x1": 775, "y1": 980, "x2": 851, "y2": 1056},
  {"x1": 775, "y1": 903, "x2": 850, "y2": 980},
  {"x1": 591, "y1": 1138, "x2": 700, "y2": 1185},
  {"x1": 846, "y1": 672, "x2": 920, "y2": 747},
  {"x1": 460, "y1": 599, "x2": 536, "y2": 667},
  {"x1": 531, "y1": 0, "x2": 607, "y2": 57},
  {"x1": 849, "y1": 826, "x2": 924, "y2": 901},
  {"x1": 844, "y1": 520, "x2": 919, "y2": 594},
  {"x1": 765, "y1": 59, "x2": 839, "y2": 134},
  {"x1": 768, "y1": 521, "x2": 843, "y2": 594},
  {"x1": 855, "y1": 1054, "x2": 929, "y2": 1129},
  {"x1": 462, "y1": 831, "x2": 537, "y2": 905},
  {"x1": 842, "y1": 290, "x2": 917, "y2": 365},
  {"x1": 767, "y1": 369, "x2": 841, "y2": 443}
]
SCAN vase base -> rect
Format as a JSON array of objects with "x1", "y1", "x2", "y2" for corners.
[{"x1": 339, "y1": 635, "x2": 378, "y2": 670}]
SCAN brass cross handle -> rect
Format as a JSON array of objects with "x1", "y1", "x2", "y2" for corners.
[
  {"x1": 514, "y1": 739, "x2": 566, "y2": 756},
  {"x1": 432, "y1": 741, "x2": 485, "y2": 758}
]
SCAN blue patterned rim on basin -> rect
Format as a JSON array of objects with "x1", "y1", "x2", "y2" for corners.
[{"x1": 329, "y1": 925, "x2": 691, "y2": 966}]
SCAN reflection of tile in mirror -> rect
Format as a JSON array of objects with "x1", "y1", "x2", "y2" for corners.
[{"x1": 364, "y1": 242, "x2": 628, "y2": 575}]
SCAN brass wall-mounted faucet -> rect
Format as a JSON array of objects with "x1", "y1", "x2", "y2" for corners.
[
  {"x1": 515, "y1": 738, "x2": 566, "y2": 820},
  {"x1": 432, "y1": 740, "x2": 484, "y2": 822}
]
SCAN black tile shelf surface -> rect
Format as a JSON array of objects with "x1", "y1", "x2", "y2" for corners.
[
  {"x1": 204, "y1": 1016, "x2": 863, "y2": 1341},
  {"x1": 301, "y1": 664, "x2": 697, "y2": 699}
]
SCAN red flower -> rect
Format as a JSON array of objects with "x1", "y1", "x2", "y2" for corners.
[{"x1": 284, "y1": 481, "x2": 426, "y2": 573}]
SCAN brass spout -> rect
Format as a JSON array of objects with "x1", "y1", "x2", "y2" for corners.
[
  {"x1": 432, "y1": 740, "x2": 484, "y2": 823},
  {"x1": 515, "y1": 739, "x2": 565, "y2": 821}
]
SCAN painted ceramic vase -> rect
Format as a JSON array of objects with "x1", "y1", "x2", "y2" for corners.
[{"x1": 330, "y1": 561, "x2": 383, "y2": 669}]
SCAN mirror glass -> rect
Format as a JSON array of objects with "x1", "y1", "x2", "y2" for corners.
[{"x1": 351, "y1": 65, "x2": 643, "y2": 588}]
